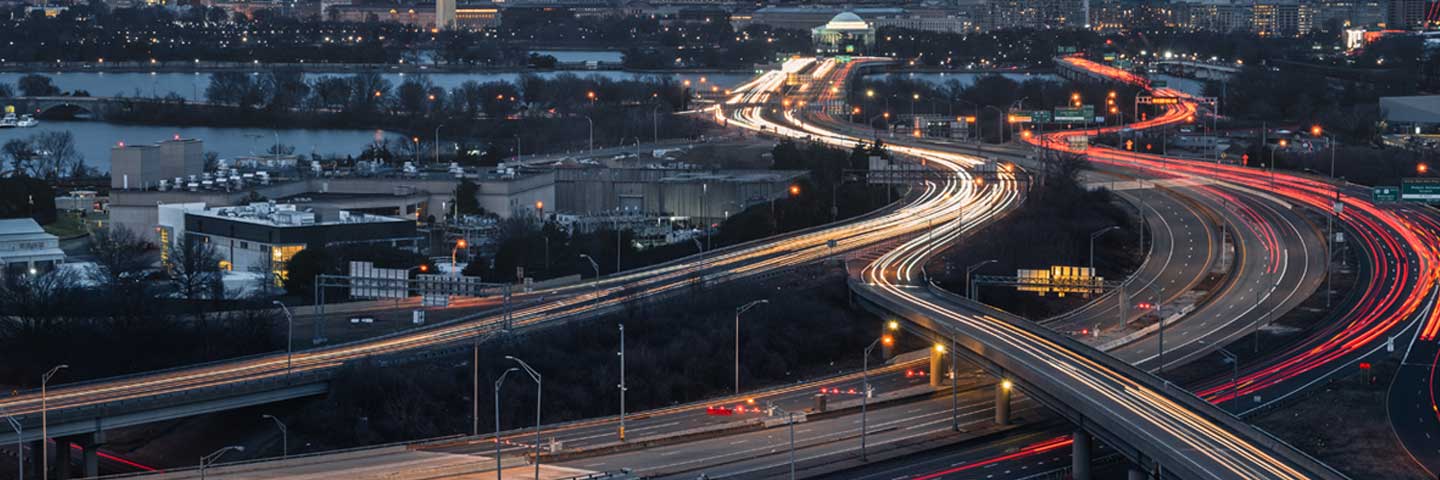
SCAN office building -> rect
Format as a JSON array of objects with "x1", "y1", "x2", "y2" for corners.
[
  {"x1": 436, "y1": 0, "x2": 455, "y2": 28},
  {"x1": 176, "y1": 203, "x2": 420, "y2": 282},
  {"x1": 1387, "y1": 0, "x2": 1429, "y2": 29},
  {"x1": 111, "y1": 172, "x2": 554, "y2": 244}
]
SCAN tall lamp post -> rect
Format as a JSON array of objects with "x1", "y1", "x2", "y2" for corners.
[
  {"x1": 272, "y1": 301, "x2": 293, "y2": 375},
  {"x1": 494, "y1": 367, "x2": 520, "y2": 480},
  {"x1": 505, "y1": 356, "x2": 543, "y2": 480},
  {"x1": 1089, "y1": 226, "x2": 1121, "y2": 272},
  {"x1": 580, "y1": 254, "x2": 600, "y2": 301},
  {"x1": 966, "y1": 260, "x2": 998, "y2": 299},
  {"x1": 451, "y1": 239, "x2": 468, "y2": 276},
  {"x1": 260, "y1": 414, "x2": 288, "y2": 459},
  {"x1": 583, "y1": 115, "x2": 594, "y2": 152},
  {"x1": 767, "y1": 404, "x2": 800, "y2": 479},
  {"x1": 434, "y1": 123, "x2": 445, "y2": 165},
  {"x1": 1311, "y1": 125, "x2": 1338, "y2": 308},
  {"x1": 617, "y1": 323, "x2": 627, "y2": 441},
  {"x1": 41, "y1": 364, "x2": 68, "y2": 480},
  {"x1": 861, "y1": 334, "x2": 894, "y2": 460},
  {"x1": 199, "y1": 446, "x2": 244, "y2": 480},
  {"x1": 734, "y1": 299, "x2": 769, "y2": 394}
]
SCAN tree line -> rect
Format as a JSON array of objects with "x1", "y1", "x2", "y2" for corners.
[
  {"x1": 84, "y1": 70, "x2": 712, "y2": 161},
  {"x1": 0, "y1": 227, "x2": 279, "y2": 389}
]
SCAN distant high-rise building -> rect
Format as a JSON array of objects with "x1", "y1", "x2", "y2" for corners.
[
  {"x1": 1313, "y1": 0, "x2": 1386, "y2": 29},
  {"x1": 1171, "y1": 0, "x2": 1316, "y2": 36},
  {"x1": 1386, "y1": 0, "x2": 1429, "y2": 29},
  {"x1": 1091, "y1": 0, "x2": 1170, "y2": 32},
  {"x1": 435, "y1": 0, "x2": 455, "y2": 29},
  {"x1": 986, "y1": 0, "x2": 1084, "y2": 30}
]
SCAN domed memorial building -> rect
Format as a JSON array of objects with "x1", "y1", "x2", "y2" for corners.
[{"x1": 811, "y1": 12, "x2": 875, "y2": 55}]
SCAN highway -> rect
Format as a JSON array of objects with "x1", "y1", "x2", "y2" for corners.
[
  {"x1": 524, "y1": 58, "x2": 1330, "y2": 475},
  {"x1": 894, "y1": 55, "x2": 1440, "y2": 479},
  {"x1": 821, "y1": 57, "x2": 1340, "y2": 479},
  {"x1": 11, "y1": 54, "x2": 1399, "y2": 480},
  {"x1": 0, "y1": 61, "x2": 1007, "y2": 440}
]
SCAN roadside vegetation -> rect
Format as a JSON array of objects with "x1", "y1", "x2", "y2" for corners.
[{"x1": 933, "y1": 154, "x2": 1141, "y2": 319}]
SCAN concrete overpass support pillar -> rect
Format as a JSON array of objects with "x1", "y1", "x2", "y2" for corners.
[
  {"x1": 1072, "y1": 429, "x2": 1092, "y2": 480},
  {"x1": 929, "y1": 345, "x2": 946, "y2": 387},
  {"x1": 54, "y1": 438, "x2": 71, "y2": 480},
  {"x1": 994, "y1": 380, "x2": 1012, "y2": 425},
  {"x1": 29, "y1": 440, "x2": 43, "y2": 480},
  {"x1": 1128, "y1": 466, "x2": 1147, "y2": 480},
  {"x1": 79, "y1": 430, "x2": 105, "y2": 479}
]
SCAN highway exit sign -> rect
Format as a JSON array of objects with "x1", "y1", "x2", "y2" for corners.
[
  {"x1": 1054, "y1": 106, "x2": 1094, "y2": 123},
  {"x1": 1402, "y1": 177, "x2": 1440, "y2": 203},
  {"x1": 1372, "y1": 186, "x2": 1399, "y2": 202}
]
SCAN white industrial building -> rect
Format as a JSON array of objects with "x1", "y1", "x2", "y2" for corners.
[{"x1": 0, "y1": 218, "x2": 65, "y2": 278}]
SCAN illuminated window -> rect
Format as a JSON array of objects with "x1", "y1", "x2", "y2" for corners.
[
  {"x1": 270, "y1": 244, "x2": 305, "y2": 286},
  {"x1": 219, "y1": 260, "x2": 233, "y2": 271}
]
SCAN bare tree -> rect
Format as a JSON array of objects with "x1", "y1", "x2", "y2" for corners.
[
  {"x1": 167, "y1": 238, "x2": 225, "y2": 304},
  {"x1": 89, "y1": 227, "x2": 152, "y2": 286},
  {"x1": 8, "y1": 131, "x2": 84, "y2": 180}
]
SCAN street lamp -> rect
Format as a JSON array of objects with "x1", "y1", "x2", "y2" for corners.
[
  {"x1": 261, "y1": 414, "x2": 288, "y2": 458},
  {"x1": 2, "y1": 408, "x2": 21, "y2": 480},
  {"x1": 582, "y1": 115, "x2": 594, "y2": 152},
  {"x1": 966, "y1": 260, "x2": 998, "y2": 299},
  {"x1": 451, "y1": 239, "x2": 468, "y2": 277},
  {"x1": 272, "y1": 301, "x2": 293, "y2": 375},
  {"x1": 861, "y1": 334, "x2": 894, "y2": 460},
  {"x1": 41, "y1": 364, "x2": 68, "y2": 480},
  {"x1": 1311, "y1": 124, "x2": 1337, "y2": 308},
  {"x1": 617, "y1": 323, "x2": 627, "y2": 441},
  {"x1": 433, "y1": 123, "x2": 445, "y2": 165},
  {"x1": 1089, "y1": 226, "x2": 1121, "y2": 272},
  {"x1": 199, "y1": 446, "x2": 244, "y2": 480},
  {"x1": 494, "y1": 367, "x2": 520, "y2": 480},
  {"x1": 580, "y1": 254, "x2": 600, "y2": 301},
  {"x1": 767, "y1": 404, "x2": 801, "y2": 479},
  {"x1": 734, "y1": 299, "x2": 769, "y2": 394},
  {"x1": 505, "y1": 356, "x2": 543, "y2": 480}
]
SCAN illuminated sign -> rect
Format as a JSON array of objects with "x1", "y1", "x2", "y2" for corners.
[
  {"x1": 1016, "y1": 266, "x2": 1104, "y2": 297},
  {"x1": 1402, "y1": 177, "x2": 1440, "y2": 202},
  {"x1": 1137, "y1": 96, "x2": 1179, "y2": 105}
]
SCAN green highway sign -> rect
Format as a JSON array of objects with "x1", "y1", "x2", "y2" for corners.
[
  {"x1": 1373, "y1": 186, "x2": 1400, "y2": 202},
  {"x1": 1402, "y1": 177, "x2": 1440, "y2": 202},
  {"x1": 1053, "y1": 105, "x2": 1094, "y2": 122},
  {"x1": 1150, "y1": 79, "x2": 1168, "y2": 88}
]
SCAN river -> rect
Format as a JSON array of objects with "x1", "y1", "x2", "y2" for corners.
[
  {"x1": 0, "y1": 120, "x2": 403, "y2": 174},
  {"x1": 0, "y1": 68, "x2": 752, "y2": 174},
  {"x1": 0, "y1": 70, "x2": 752, "y2": 103}
]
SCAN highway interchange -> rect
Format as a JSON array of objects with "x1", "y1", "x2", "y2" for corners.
[{"x1": 9, "y1": 54, "x2": 1440, "y2": 479}]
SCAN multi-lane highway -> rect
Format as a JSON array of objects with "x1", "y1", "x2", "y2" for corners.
[{"x1": 14, "y1": 53, "x2": 1422, "y2": 480}]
